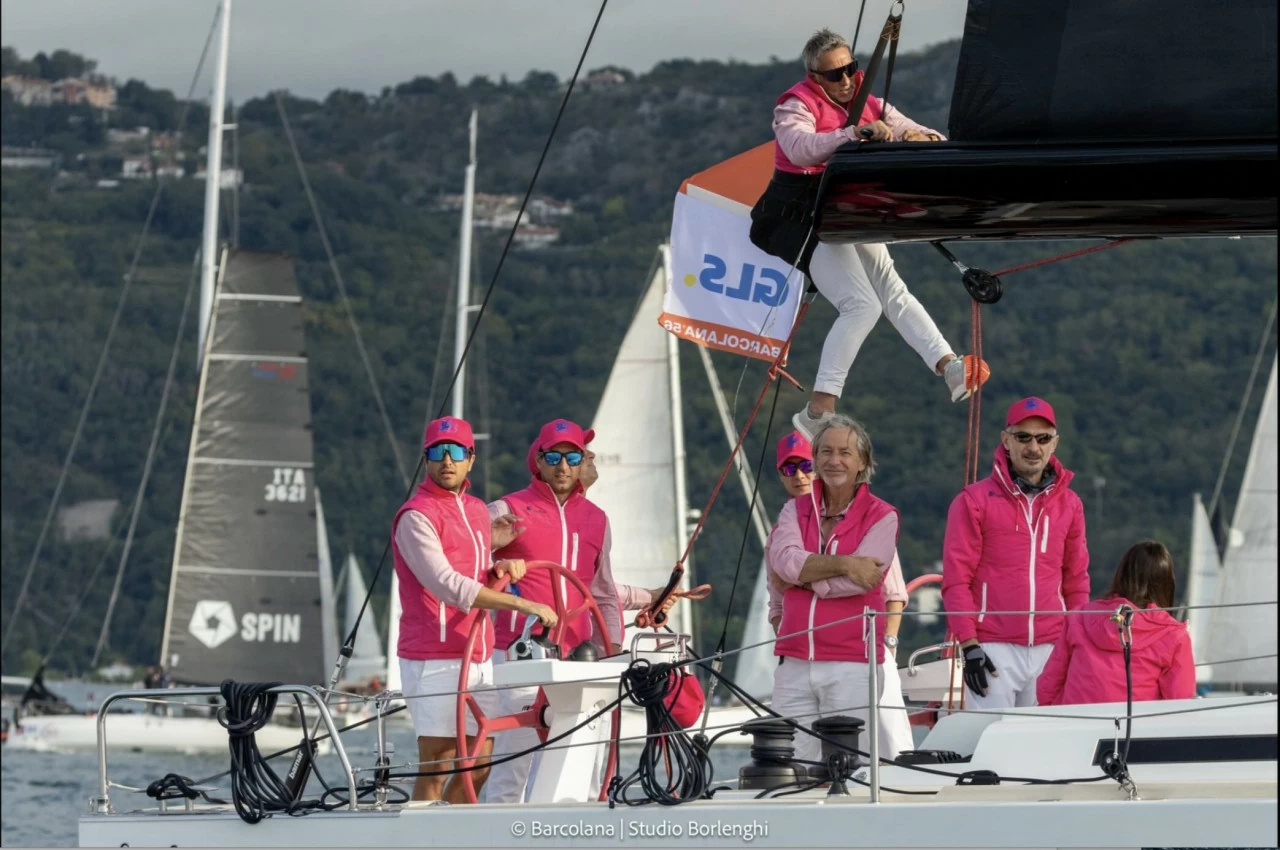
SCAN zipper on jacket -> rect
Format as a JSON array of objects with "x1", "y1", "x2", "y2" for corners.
[
  {"x1": 1021, "y1": 493, "x2": 1040, "y2": 646},
  {"x1": 807, "y1": 595, "x2": 818, "y2": 661},
  {"x1": 1041, "y1": 516, "x2": 1050, "y2": 554},
  {"x1": 474, "y1": 529, "x2": 486, "y2": 659},
  {"x1": 555, "y1": 499, "x2": 570, "y2": 610},
  {"x1": 978, "y1": 583, "x2": 988, "y2": 623},
  {"x1": 439, "y1": 601, "x2": 446, "y2": 643}
]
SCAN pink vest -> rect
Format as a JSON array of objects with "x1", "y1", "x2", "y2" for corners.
[
  {"x1": 492, "y1": 479, "x2": 607, "y2": 651},
  {"x1": 392, "y1": 478, "x2": 495, "y2": 662},
  {"x1": 774, "y1": 481, "x2": 898, "y2": 664},
  {"x1": 774, "y1": 76, "x2": 883, "y2": 175}
]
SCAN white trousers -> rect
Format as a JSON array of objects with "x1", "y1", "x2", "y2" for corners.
[
  {"x1": 878, "y1": 655, "x2": 915, "y2": 760},
  {"x1": 771, "y1": 657, "x2": 883, "y2": 765},
  {"x1": 963, "y1": 642, "x2": 1055, "y2": 710},
  {"x1": 807, "y1": 241, "x2": 954, "y2": 397},
  {"x1": 483, "y1": 651, "x2": 541, "y2": 803}
]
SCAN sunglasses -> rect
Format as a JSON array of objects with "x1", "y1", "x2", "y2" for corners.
[
  {"x1": 1007, "y1": 431, "x2": 1057, "y2": 446},
  {"x1": 540, "y1": 450, "x2": 584, "y2": 467},
  {"x1": 812, "y1": 60, "x2": 858, "y2": 83},
  {"x1": 780, "y1": 460, "x2": 814, "y2": 477},
  {"x1": 426, "y1": 443, "x2": 472, "y2": 462}
]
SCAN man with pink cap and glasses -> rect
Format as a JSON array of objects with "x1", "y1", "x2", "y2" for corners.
[
  {"x1": 942, "y1": 397, "x2": 1091, "y2": 710},
  {"x1": 391, "y1": 416, "x2": 558, "y2": 802},
  {"x1": 484, "y1": 418, "x2": 624, "y2": 804},
  {"x1": 767, "y1": 430, "x2": 914, "y2": 759}
]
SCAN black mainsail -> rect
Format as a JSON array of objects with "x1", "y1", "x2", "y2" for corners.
[{"x1": 159, "y1": 250, "x2": 329, "y2": 686}]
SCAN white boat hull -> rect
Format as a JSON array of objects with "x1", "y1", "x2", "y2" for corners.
[{"x1": 7, "y1": 712, "x2": 324, "y2": 755}]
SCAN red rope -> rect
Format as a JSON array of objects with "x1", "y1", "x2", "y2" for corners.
[
  {"x1": 676, "y1": 299, "x2": 813, "y2": 569},
  {"x1": 963, "y1": 301, "x2": 984, "y2": 486},
  {"x1": 994, "y1": 239, "x2": 1133, "y2": 278}
]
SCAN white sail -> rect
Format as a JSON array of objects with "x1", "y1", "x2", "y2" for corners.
[
  {"x1": 736, "y1": 556, "x2": 776, "y2": 701},
  {"x1": 1204, "y1": 357, "x2": 1278, "y2": 690},
  {"x1": 589, "y1": 255, "x2": 692, "y2": 642},
  {"x1": 316, "y1": 487, "x2": 338, "y2": 677},
  {"x1": 1185, "y1": 492, "x2": 1222, "y2": 684},
  {"x1": 386, "y1": 573, "x2": 402, "y2": 691},
  {"x1": 342, "y1": 554, "x2": 387, "y2": 684}
]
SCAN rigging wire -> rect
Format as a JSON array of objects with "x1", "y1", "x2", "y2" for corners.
[
  {"x1": 274, "y1": 90, "x2": 410, "y2": 490},
  {"x1": 1206, "y1": 299, "x2": 1277, "y2": 525},
  {"x1": 0, "y1": 4, "x2": 223, "y2": 657},
  {"x1": 91, "y1": 253, "x2": 201, "y2": 664},
  {"x1": 340, "y1": 0, "x2": 612, "y2": 652}
]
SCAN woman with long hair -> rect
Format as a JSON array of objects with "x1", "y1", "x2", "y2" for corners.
[{"x1": 1037, "y1": 541, "x2": 1195, "y2": 706}]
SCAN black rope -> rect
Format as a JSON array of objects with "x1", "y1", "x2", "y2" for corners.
[
  {"x1": 218, "y1": 681, "x2": 323, "y2": 824},
  {"x1": 609, "y1": 660, "x2": 712, "y2": 806},
  {"x1": 342, "y1": 0, "x2": 612, "y2": 659},
  {"x1": 851, "y1": 0, "x2": 870, "y2": 51},
  {"x1": 879, "y1": 4, "x2": 902, "y2": 115}
]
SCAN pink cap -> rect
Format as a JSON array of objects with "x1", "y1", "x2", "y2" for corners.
[
  {"x1": 533, "y1": 418, "x2": 594, "y2": 453},
  {"x1": 1005, "y1": 397, "x2": 1056, "y2": 428},
  {"x1": 423, "y1": 416, "x2": 475, "y2": 450},
  {"x1": 775, "y1": 430, "x2": 813, "y2": 469},
  {"x1": 528, "y1": 419, "x2": 595, "y2": 473}
]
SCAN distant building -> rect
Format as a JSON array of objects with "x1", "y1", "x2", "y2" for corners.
[
  {"x1": 529, "y1": 197, "x2": 575, "y2": 218},
  {"x1": 1, "y1": 146, "x2": 59, "y2": 169},
  {"x1": 1, "y1": 75, "x2": 53, "y2": 106},
  {"x1": 107, "y1": 127, "x2": 151, "y2": 147},
  {"x1": 155, "y1": 164, "x2": 184, "y2": 179},
  {"x1": 584, "y1": 69, "x2": 628, "y2": 88},
  {"x1": 193, "y1": 167, "x2": 243, "y2": 189},
  {"x1": 53, "y1": 77, "x2": 117, "y2": 110},
  {"x1": 513, "y1": 225, "x2": 560, "y2": 248},
  {"x1": 96, "y1": 178, "x2": 120, "y2": 189},
  {"x1": 57, "y1": 499, "x2": 119, "y2": 542},
  {"x1": 121, "y1": 156, "x2": 153, "y2": 179}
]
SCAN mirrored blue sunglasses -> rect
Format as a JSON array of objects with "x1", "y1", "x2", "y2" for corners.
[
  {"x1": 426, "y1": 443, "x2": 471, "y2": 462},
  {"x1": 540, "y1": 450, "x2": 584, "y2": 467}
]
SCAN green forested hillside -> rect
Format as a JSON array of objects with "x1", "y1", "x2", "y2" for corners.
[{"x1": 1, "y1": 42, "x2": 1275, "y2": 675}]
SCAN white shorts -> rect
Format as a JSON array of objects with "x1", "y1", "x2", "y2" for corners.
[{"x1": 399, "y1": 657, "x2": 498, "y2": 739}]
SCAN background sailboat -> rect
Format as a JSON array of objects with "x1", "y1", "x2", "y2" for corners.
[{"x1": 1199, "y1": 357, "x2": 1278, "y2": 692}]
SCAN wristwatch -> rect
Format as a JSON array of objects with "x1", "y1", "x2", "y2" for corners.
[{"x1": 884, "y1": 635, "x2": 899, "y2": 650}]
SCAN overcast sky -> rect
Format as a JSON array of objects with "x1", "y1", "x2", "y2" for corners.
[{"x1": 2, "y1": 1, "x2": 967, "y2": 101}]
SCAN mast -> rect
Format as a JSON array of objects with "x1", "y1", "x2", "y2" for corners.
[
  {"x1": 661, "y1": 246, "x2": 693, "y2": 633},
  {"x1": 452, "y1": 109, "x2": 478, "y2": 418},
  {"x1": 196, "y1": 0, "x2": 231, "y2": 369}
]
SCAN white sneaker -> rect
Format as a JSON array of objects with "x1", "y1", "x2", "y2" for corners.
[
  {"x1": 792, "y1": 405, "x2": 832, "y2": 441},
  {"x1": 944, "y1": 357, "x2": 971, "y2": 402}
]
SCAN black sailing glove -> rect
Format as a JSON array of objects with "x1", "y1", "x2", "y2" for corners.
[{"x1": 963, "y1": 644, "x2": 998, "y2": 696}]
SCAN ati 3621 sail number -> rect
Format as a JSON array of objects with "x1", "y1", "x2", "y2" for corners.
[{"x1": 264, "y1": 467, "x2": 307, "y2": 503}]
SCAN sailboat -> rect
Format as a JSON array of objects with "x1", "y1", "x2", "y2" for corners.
[
  {"x1": 1197, "y1": 357, "x2": 1278, "y2": 692},
  {"x1": 8, "y1": 5, "x2": 335, "y2": 755},
  {"x1": 7, "y1": 252, "x2": 338, "y2": 755},
  {"x1": 589, "y1": 245, "x2": 769, "y2": 738},
  {"x1": 339, "y1": 554, "x2": 387, "y2": 687}
]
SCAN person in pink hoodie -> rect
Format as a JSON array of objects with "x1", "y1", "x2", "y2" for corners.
[
  {"x1": 942, "y1": 397, "x2": 1091, "y2": 709},
  {"x1": 766, "y1": 415, "x2": 897, "y2": 766},
  {"x1": 767, "y1": 429, "x2": 914, "y2": 759},
  {"x1": 1038, "y1": 541, "x2": 1195, "y2": 706}
]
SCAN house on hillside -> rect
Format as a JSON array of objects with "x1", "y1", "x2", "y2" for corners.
[
  {"x1": 194, "y1": 167, "x2": 243, "y2": 189},
  {"x1": 53, "y1": 77, "x2": 117, "y2": 109},
  {"x1": 121, "y1": 156, "x2": 152, "y2": 179},
  {"x1": 1, "y1": 147, "x2": 59, "y2": 169},
  {"x1": 57, "y1": 499, "x2": 119, "y2": 542},
  {"x1": 1, "y1": 75, "x2": 53, "y2": 106},
  {"x1": 513, "y1": 225, "x2": 560, "y2": 249}
]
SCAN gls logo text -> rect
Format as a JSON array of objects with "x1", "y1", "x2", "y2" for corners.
[{"x1": 684, "y1": 254, "x2": 790, "y2": 307}]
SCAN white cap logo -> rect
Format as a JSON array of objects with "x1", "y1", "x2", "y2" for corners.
[{"x1": 188, "y1": 600, "x2": 237, "y2": 649}]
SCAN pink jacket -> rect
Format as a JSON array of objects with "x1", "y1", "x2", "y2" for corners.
[
  {"x1": 490, "y1": 477, "x2": 621, "y2": 652},
  {"x1": 1037, "y1": 598, "x2": 1196, "y2": 706},
  {"x1": 392, "y1": 478, "x2": 495, "y2": 662},
  {"x1": 768, "y1": 546, "x2": 908, "y2": 622},
  {"x1": 942, "y1": 448, "x2": 1091, "y2": 647},
  {"x1": 768, "y1": 481, "x2": 899, "y2": 664},
  {"x1": 772, "y1": 77, "x2": 944, "y2": 174}
]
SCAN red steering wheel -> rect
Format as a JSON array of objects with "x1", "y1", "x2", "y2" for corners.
[{"x1": 455, "y1": 559, "x2": 618, "y2": 804}]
